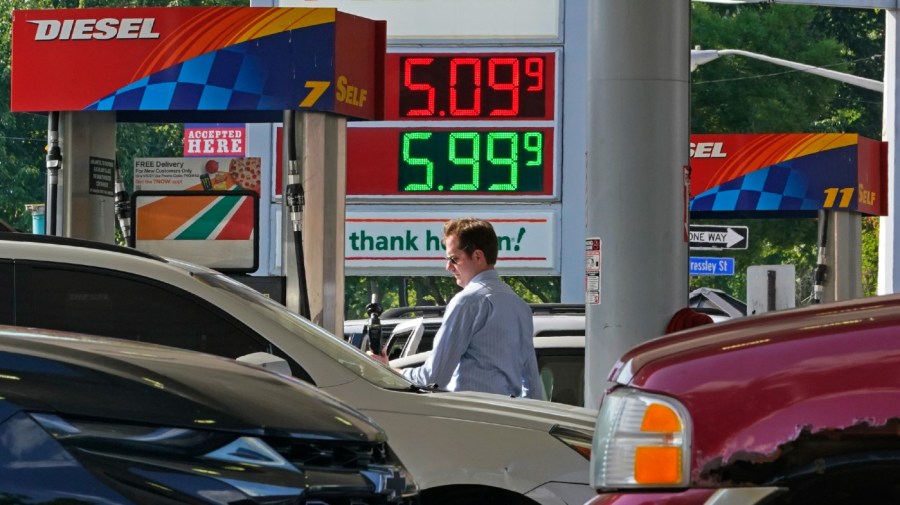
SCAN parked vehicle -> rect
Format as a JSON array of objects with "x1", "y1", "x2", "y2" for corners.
[
  {"x1": 392, "y1": 335, "x2": 586, "y2": 407},
  {"x1": 389, "y1": 301, "x2": 733, "y2": 408},
  {"x1": 365, "y1": 303, "x2": 585, "y2": 359},
  {"x1": 0, "y1": 233, "x2": 597, "y2": 505},
  {"x1": 0, "y1": 324, "x2": 417, "y2": 504},
  {"x1": 588, "y1": 294, "x2": 900, "y2": 505},
  {"x1": 347, "y1": 293, "x2": 738, "y2": 356}
]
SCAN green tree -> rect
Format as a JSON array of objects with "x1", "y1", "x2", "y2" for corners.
[
  {"x1": 691, "y1": 3, "x2": 882, "y2": 303},
  {"x1": 0, "y1": 0, "x2": 56, "y2": 231}
]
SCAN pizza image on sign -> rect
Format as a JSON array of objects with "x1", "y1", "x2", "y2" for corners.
[{"x1": 229, "y1": 158, "x2": 261, "y2": 194}]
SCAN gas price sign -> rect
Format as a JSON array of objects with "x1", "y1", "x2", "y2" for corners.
[
  {"x1": 347, "y1": 49, "x2": 558, "y2": 199},
  {"x1": 385, "y1": 52, "x2": 555, "y2": 121},
  {"x1": 347, "y1": 127, "x2": 554, "y2": 196}
]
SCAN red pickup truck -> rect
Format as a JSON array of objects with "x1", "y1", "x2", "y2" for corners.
[{"x1": 587, "y1": 293, "x2": 900, "y2": 505}]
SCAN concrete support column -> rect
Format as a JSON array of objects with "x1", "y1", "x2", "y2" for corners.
[
  {"x1": 584, "y1": 0, "x2": 690, "y2": 408},
  {"x1": 282, "y1": 111, "x2": 346, "y2": 335},
  {"x1": 825, "y1": 211, "x2": 863, "y2": 302},
  {"x1": 60, "y1": 111, "x2": 117, "y2": 242}
]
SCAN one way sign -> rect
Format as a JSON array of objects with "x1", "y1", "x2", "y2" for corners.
[{"x1": 689, "y1": 225, "x2": 749, "y2": 250}]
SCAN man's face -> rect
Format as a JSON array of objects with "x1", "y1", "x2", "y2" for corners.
[{"x1": 445, "y1": 234, "x2": 483, "y2": 287}]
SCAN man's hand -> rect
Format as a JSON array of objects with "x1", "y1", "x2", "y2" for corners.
[
  {"x1": 366, "y1": 349, "x2": 390, "y2": 365},
  {"x1": 366, "y1": 350, "x2": 404, "y2": 375}
]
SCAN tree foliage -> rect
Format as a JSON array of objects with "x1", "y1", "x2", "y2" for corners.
[
  {"x1": 0, "y1": 0, "x2": 55, "y2": 231},
  {"x1": 690, "y1": 3, "x2": 883, "y2": 303}
]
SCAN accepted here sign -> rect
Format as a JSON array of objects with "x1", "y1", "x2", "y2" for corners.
[{"x1": 184, "y1": 124, "x2": 245, "y2": 157}]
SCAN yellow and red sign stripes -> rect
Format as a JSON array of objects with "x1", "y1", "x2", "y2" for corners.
[{"x1": 689, "y1": 133, "x2": 886, "y2": 216}]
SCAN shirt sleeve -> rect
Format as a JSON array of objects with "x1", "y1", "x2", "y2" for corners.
[{"x1": 401, "y1": 295, "x2": 480, "y2": 388}]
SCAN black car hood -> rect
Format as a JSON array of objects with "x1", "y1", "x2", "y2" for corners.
[{"x1": 0, "y1": 327, "x2": 383, "y2": 442}]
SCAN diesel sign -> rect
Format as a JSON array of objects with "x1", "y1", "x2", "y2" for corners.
[{"x1": 29, "y1": 18, "x2": 160, "y2": 40}]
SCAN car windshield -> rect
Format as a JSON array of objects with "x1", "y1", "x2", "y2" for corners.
[{"x1": 169, "y1": 260, "x2": 414, "y2": 391}]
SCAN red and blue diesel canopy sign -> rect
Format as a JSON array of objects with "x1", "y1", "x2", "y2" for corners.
[
  {"x1": 690, "y1": 133, "x2": 886, "y2": 217},
  {"x1": 11, "y1": 7, "x2": 385, "y2": 122}
]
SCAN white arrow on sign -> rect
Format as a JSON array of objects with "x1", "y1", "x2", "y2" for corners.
[{"x1": 689, "y1": 225, "x2": 749, "y2": 250}]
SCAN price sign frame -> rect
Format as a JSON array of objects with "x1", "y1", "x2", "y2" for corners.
[
  {"x1": 347, "y1": 126, "x2": 555, "y2": 198},
  {"x1": 385, "y1": 50, "x2": 556, "y2": 121},
  {"x1": 347, "y1": 47, "x2": 561, "y2": 202}
]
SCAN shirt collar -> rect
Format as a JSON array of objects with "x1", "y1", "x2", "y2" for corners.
[{"x1": 469, "y1": 268, "x2": 499, "y2": 285}]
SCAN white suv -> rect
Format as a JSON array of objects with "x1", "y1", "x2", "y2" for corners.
[
  {"x1": 0, "y1": 233, "x2": 597, "y2": 505},
  {"x1": 389, "y1": 313, "x2": 585, "y2": 407}
]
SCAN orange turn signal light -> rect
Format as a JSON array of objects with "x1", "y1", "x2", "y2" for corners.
[
  {"x1": 634, "y1": 446, "x2": 681, "y2": 484},
  {"x1": 641, "y1": 403, "x2": 682, "y2": 432}
]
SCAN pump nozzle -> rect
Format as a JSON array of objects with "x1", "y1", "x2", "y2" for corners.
[
  {"x1": 114, "y1": 163, "x2": 131, "y2": 245},
  {"x1": 45, "y1": 112, "x2": 62, "y2": 236},
  {"x1": 811, "y1": 210, "x2": 828, "y2": 304},
  {"x1": 365, "y1": 294, "x2": 384, "y2": 354},
  {"x1": 286, "y1": 159, "x2": 305, "y2": 232}
]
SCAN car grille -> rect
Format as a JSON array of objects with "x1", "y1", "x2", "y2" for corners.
[{"x1": 265, "y1": 438, "x2": 387, "y2": 470}]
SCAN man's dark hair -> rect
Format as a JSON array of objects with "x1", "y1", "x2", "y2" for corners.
[{"x1": 443, "y1": 217, "x2": 498, "y2": 265}]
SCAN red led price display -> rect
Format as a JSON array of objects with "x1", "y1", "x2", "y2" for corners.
[{"x1": 385, "y1": 52, "x2": 556, "y2": 121}]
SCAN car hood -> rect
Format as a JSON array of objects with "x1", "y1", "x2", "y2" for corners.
[
  {"x1": 0, "y1": 327, "x2": 384, "y2": 443},
  {"x1": 366, "y1": 389, "x2": 597, "y2": 432},
  {"x1": 609, "y1": 294, "x2": 900, "y2": 387}
]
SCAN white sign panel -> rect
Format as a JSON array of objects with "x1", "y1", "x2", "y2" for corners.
[
  {"x1": 345, "y1": 210, "x2": 557, "y2": 275},
  {"x1": 279, "y1": 0, "x2": 561, "y2": 40}
]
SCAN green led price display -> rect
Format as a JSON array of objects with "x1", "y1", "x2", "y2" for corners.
[{"x1": 399, "y1": 130, "x2": 545, "y2": 193}]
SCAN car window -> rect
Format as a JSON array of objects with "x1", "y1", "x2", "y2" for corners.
[
  {"x1": 385, "y1": 330, "x2": 411, "y2": 360},
  {"x1": 535, "y1": 329, "x2": 583, "y2": 337},
  {"x1": 413, "y1": 325, "x2": 441, "y2": 353},
  {"x1": 536, "y1": 350, "x2": 584, "y2": 407},
  {"x1": 0, "y1": 261, "x2": 12, "y2": 325},
  {"x1": 14, "y1": 262, "x2": 270, "y2": 361}
]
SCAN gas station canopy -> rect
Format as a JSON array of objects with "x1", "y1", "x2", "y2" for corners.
[{"x1": 11, "y1": 7, "x2": 386, "y2": 123}]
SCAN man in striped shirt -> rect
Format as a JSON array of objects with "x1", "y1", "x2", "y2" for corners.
[{"x1": 396, "y1": 218, "x2": 543, "y2": 399}]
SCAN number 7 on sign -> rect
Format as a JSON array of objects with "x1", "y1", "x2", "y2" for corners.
[{"x1": 299, "y1": 81, "x2": 331, "y2": 107}]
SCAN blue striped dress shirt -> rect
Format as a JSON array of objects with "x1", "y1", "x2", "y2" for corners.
[{"x1": 402, "y1": 270, "x2": 543, "y2": 399}]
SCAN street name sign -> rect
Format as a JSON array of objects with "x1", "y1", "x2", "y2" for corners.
[
  {"x1": 690, "y1": 257, "x2": 735, "y2": 276},
  {"x1": 689, "y1": 225, "x2": 748, "y2": 250}
]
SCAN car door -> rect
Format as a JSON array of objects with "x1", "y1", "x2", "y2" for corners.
[{"x1": 0, "y1": 260, "x2": 12, "y2": 325}]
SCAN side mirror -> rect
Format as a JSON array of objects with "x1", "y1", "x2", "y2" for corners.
[{"x1": 236, "y1": 352, "x2": 292, "y2": 376}]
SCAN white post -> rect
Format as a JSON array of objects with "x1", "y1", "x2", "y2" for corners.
[{"x1": 879, "y1": 10, "x2": 899, "y2": 294}]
